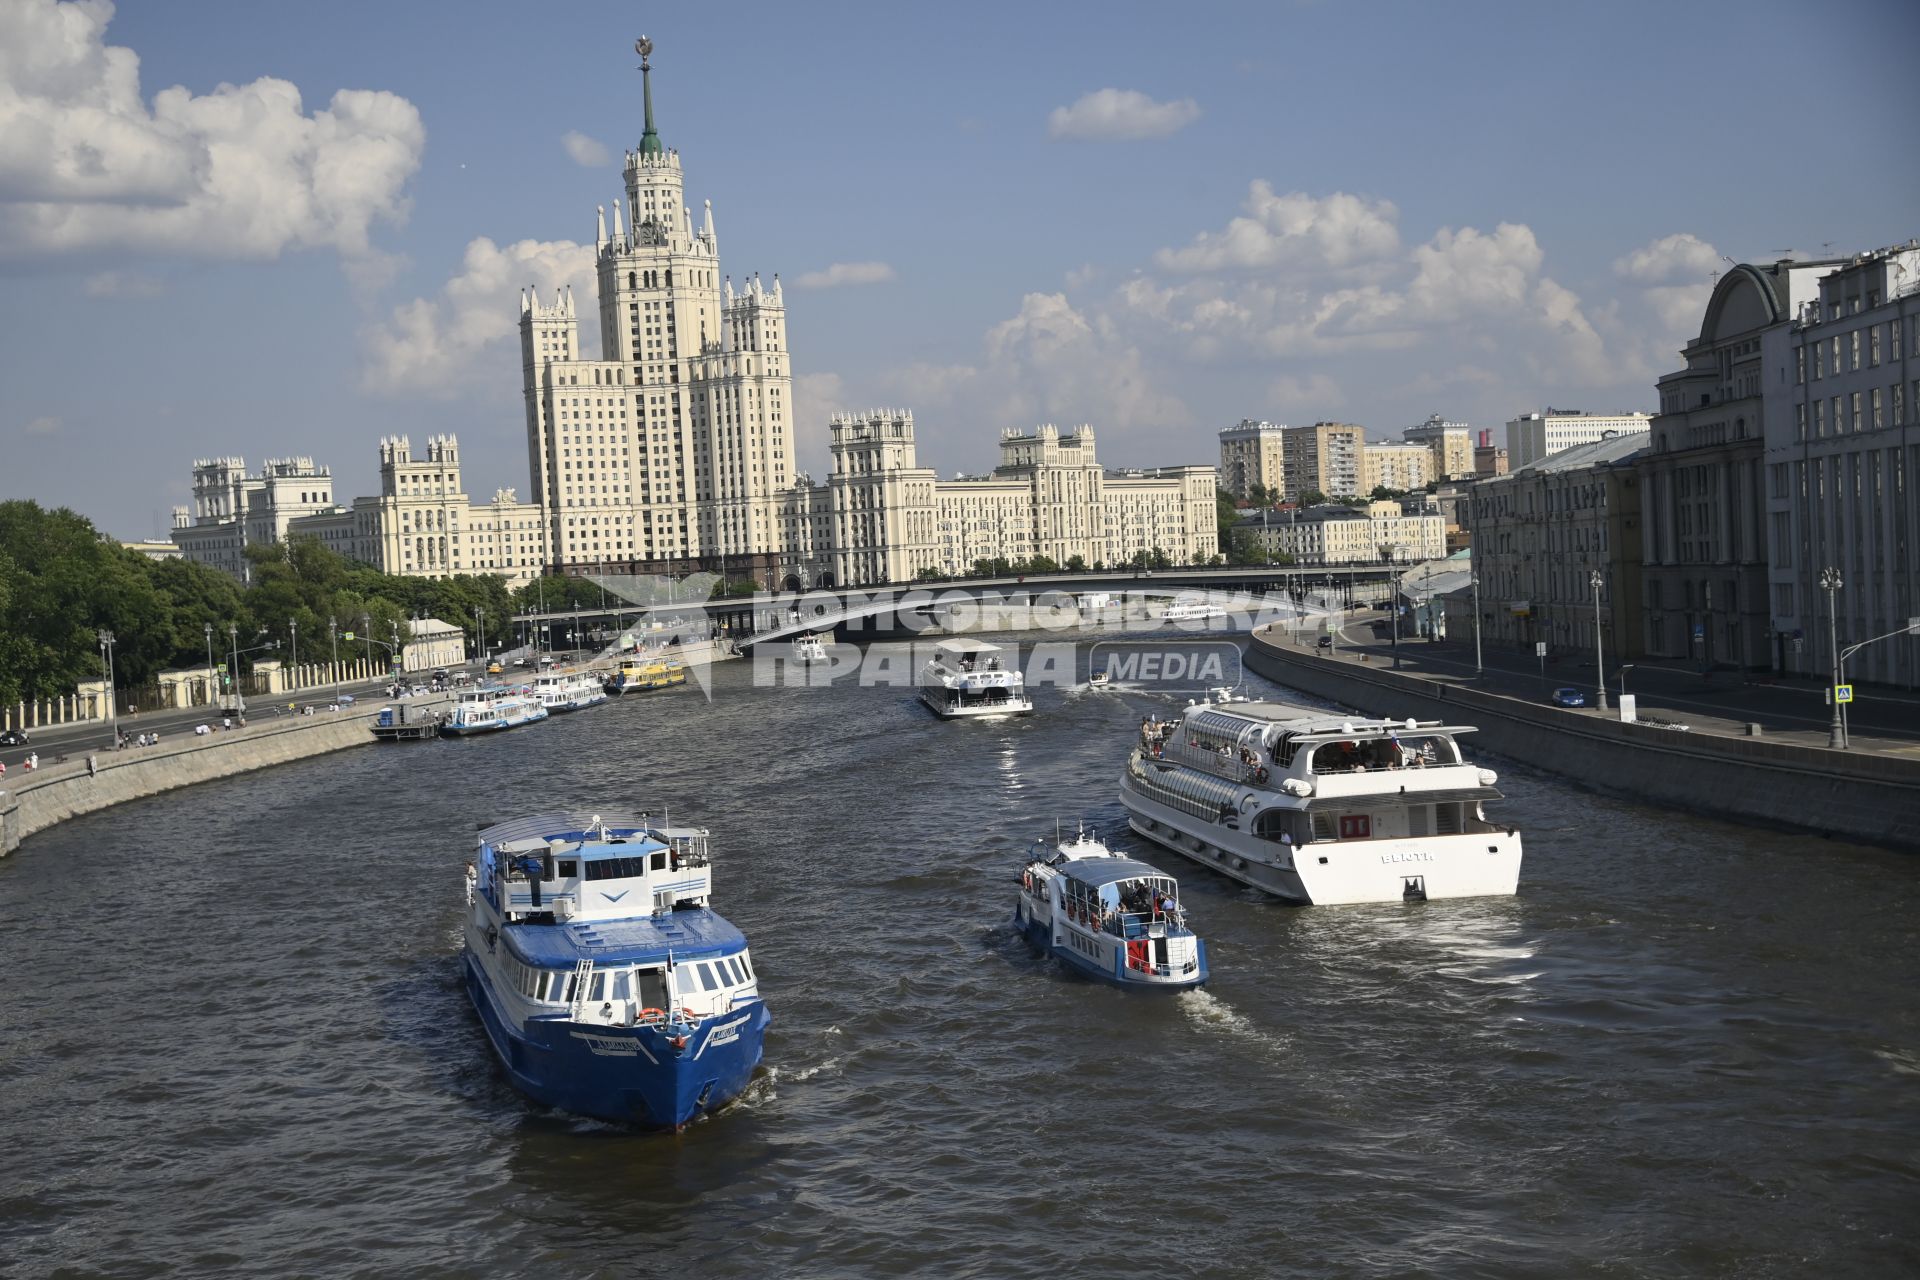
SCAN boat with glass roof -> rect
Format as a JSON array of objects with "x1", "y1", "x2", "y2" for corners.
[
  {"x1": 462, "y1": 812, "x2": 769, "y2": 1130},
  {"x1": 918, "y1": 639, "x2": 1033, "y2": 718},
  {"x1": 1122, "y1": 699, "x2": 1522, "y2": 904}
]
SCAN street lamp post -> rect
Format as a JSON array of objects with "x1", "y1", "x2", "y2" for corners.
[
  {"x1": 97, "y1": 629, "x2": 117, "y2": 745},
  {"x1": 1820, "y1": 567, "x2": 1846, "y2": 749},
  {"x1": 1471, "y1": 573, "x2": 1483, "y2": 676},
  {"x1": 289, "y1": 619, "x2": 298, "y2": 694},
  {"x1": 203, "y1": 622, "x2": 215, "y2": 708},
  {"x1": 328, "y1": 616, "x2": 339, "y2": 692},
  {"x1": 229, "y1": 624, "x2": 240, "y2": 714},
  {"x1": 1589, "y1": 569, "x2": 1610, "y2": 712},
  {"x1": 475, "y1": 606, "x2": 486, "y2": 668}
]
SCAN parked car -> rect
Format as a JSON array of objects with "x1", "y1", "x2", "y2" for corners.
[
  {"x1": 0, "y1": 729, "x2": 27, "y2": 746},
  {"x1": 1550, "y1": 686, "x2": 1586, "y2": 708},
  {"x1": 1316, "y1": 635, "x2": 1333, "y2": 650}
]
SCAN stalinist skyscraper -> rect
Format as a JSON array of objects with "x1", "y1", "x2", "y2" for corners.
[{"x1": 521, "y1": 36, "x2": 795, "y2": 580}]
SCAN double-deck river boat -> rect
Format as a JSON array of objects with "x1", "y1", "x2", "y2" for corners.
[
  {"x1": 918, "y1": 639, "x2": 1032, "y2": 718},
  {"x1": 1014, "y1": 827, "x2": 1207, "y2": 990},
  {"x1": 533, "y1": 670, "x2": 609, "y2": 714},
  {"x1": 605, "y1": 653, "x2": 687, "y2": 695},
  {"x1": 440, "y1": 686, "x2": 548, "y2": 736},
  {"x1": 462, "y1": 813, "x2": 769, "y2": 1130},
  {"x1": 1121, "y1": 699, "x2": 1522, "y2": 904}
]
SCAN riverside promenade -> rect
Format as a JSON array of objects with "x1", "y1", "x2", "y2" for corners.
[
  {"x1": 1246, "y1": 615, "x2": 1920, "y2": 850},
  {"x1": 0, "y1": 696, "x2": 451, "y2": 856}
]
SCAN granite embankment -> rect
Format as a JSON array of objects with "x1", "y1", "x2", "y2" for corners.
[
  {"x1": 1244, "y1": 630, "x2": 1920, "y2": 849},
  {"x1": 0, "y1": 702, "x2": 446, "y2": 855}
]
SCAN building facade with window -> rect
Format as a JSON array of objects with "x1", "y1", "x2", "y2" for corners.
[
  {"x1": 170, "y1": 456, "x2": 336, "y2": 583},
  {"x1": 1281, "y1": 422, "x2": 1366, "y2": 499},
  {"x1": 1641, "y1": 260, "x2": 1830, "y2": 669},
  {"x1": 1465, "y1": 433, "x2": 1646, "y2": 659},
  {"x1": 1505, "y1": 409, "x2": 1652, "y2": 468},
  {"x1": 1760, "y1": 243, "x2": 1920, "y2": 685},
  {"x1": 1218, "y1": 419, "x2": 1288, "y2": 500},
  {"x1": 1402, "y1": 414, "x2": 1475, "y2": 480},
  {"x1": 1361, "y1": 442, "x2": 1435, "y2": 494}
]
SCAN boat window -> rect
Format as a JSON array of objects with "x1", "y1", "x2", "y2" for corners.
[
  {"x1": 651, "y1": 851, "x2": 668, "y2": 871},
  {"x1": 588, "y1": 972, "x2": 606, "y2": 1001},
  {"x1": 562, "y1": 973, "x2": 579, "y2": 1003},
  {"x1": 718, "y1": 958, "x2": 739, "y2": 984},
  {"x1": 696, "y1": 963, "x2": 718, "y2": 992},
  {"x1": 737, "y1": 953, "x2": 754, "y2": 981},
  {"x1": 557, "y1": 859, "x2": 577, "y2": 877},
  {"x1": 610, "y1": 970, "x2": 632, "y2": 1000},
  {"x1": 637, "y1": 967, "x2": 668, "y2": 1009}
]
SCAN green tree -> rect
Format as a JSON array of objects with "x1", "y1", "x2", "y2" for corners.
[
  {"x1": 1298, "y1": 489, "x2": 1328, "y2": 507},
  {"x1": 1064, "y1": 554, "x2": 1088, "y2": 573}
]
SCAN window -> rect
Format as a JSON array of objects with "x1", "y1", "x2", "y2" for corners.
[
  {"x1": 1338, "y1": 814, "x2": 1372, "y2": 840},
  {"x1": 1871, "y1": 326, "x2": 1882, "y2": 366}
]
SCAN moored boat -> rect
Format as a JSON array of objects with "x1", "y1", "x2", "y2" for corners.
[
  {"x1": 370, "y1": 703, "x2": 442, "y2": 741},
  {"x1": 440, "y1": 685, "x2": 549, "y2": 735},
  {"x1": 1120, "y1": 699, "x2": 1522, "y2": 905},
  {"x1": 1014, "y1": 826, "x2": 1207, "y2": 990},
  {"x1": 605, "y1": 653, "x2": 688, "y2": 695},
  {"x1": 533, "y1": 670, "x2": 610, "y2": 713},
  {"x1": 462, "y1": 812, "x2": 769, "y2": 1130}
]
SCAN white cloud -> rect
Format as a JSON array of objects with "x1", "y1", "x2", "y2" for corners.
[
  {"x1": 362, "y1": 236, "x2": 596, "y2": 395},
  {"x1": 1048, "y1": 89, "x2": 1201, "y2": 142},
  {"x1": 793, "y1": 261, "x2": 896, "y2": 289},
  {"x1": 23, "y1": 414, "x2": 62, "y2": 436},
  {"x1": 561, "y1": 130, "x2": 610, "y2": 168},
  {"x1": 0, "y1": 0, "x2": 424, "y2": 262},
  {"x1": 83, "y1": 269, "x2": 162, "y2": 297},
  {"x1": 1155, "y1": 183, "x2": 1400, "y2": 273},
  {"x1": 1613, "y1": 232, "x2": 1719, "y2": 284}
]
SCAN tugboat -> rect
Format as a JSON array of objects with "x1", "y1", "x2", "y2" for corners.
[
  {"x1": 462, "y1": 812, "x2": 770, "y2": 1130},
  {"x1": 1014, "y1": 826, "x2": 1207, "y2": 990}
]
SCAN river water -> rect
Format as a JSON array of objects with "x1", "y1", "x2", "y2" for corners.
[{"x1": 3, "y1": 641, "x2": 1916, "y2": 1278}]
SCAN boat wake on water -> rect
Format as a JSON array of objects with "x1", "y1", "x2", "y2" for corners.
[{"x1": 1176, "y1": 988, "x2": 1288, "y2": 1054}]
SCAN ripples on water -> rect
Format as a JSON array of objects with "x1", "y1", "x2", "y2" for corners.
[{"x1": 3, "y1": 640, "x2": 1917, "y2": 1278}]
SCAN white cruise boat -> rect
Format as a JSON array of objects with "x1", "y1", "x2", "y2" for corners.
[
  {"x1": 533, "y1": 670, "x2": 609, "y2": 714},
  {"x1": 1015, "y1": 826, "x2": 1207, "y2": 990},
  {"x1": 441, "y1": 685, "x2": 549, "y2": 736},
  {"x1": 918, "y1": 639, "x2": 1033, "y2": 718},
  {"x1": 1160, "y1": 594, "x2": 1230, "y2": 624},
  {"x1": 1121, "y1": 699, "x2": 1521, "y2": 905}
]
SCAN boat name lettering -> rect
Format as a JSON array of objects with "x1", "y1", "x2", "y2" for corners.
[
  {"x1": 572, "y1": 1032, "x2": 641, "y2": 1057},
  {"x1": 1379, "y1": 851, "x2": 1436, "y2": 864},
  {"x1": 705, "y1": 1015, "x2": 750, "y2": 1048}
]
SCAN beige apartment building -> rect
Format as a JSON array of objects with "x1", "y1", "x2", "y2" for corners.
[
  {"x1": 1402, "y1": 414, "x2": 1475, "y2": 480},
  {"x1": 1217, "y1": 419, "x2": 1287, "y2": 500},
  {"x1": 1242, "y1": 500, "x2": 1444, "y2": 566},
  {"x1": 1361, "y1": 442, "x2": 1434, "y2": 494},
  {"x1": 1282, "y1": 422, "x2": 1366, "y2": 499}
]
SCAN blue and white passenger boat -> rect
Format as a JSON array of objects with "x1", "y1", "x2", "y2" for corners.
[
  {"x1": 1014, "y1": 826, "x2": 1207, "y2": 990},
  {"x1": 532, "y1": 670, "x2": 609, "y2": 714},
  {"x1": 440, "y1": 685, "x2": 549, "y2": 736},
  {"x1": 463, "y1": 813, "x2": 770, "y2": 1130}
]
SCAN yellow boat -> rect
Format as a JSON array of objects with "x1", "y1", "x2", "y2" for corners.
[{"x1": 604, "y1": 653, "x2": 687, "y2": 695}]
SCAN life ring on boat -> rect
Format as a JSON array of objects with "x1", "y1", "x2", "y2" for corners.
[
  {"x1": 681, "y1": 1008, "x2": 699, "y2": 1021},
  {"x1": 638, "y1": 1007, "x2": 667, "y2": 1023}
]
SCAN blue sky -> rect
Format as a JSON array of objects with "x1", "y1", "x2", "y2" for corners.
[{"x1": 3, "y1": 0, "x2": 1915, "y2": 538}]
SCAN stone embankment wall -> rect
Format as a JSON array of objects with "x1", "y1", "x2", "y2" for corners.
[
  {"x1": 1244, "y1": 633, "x2": 1920, "y2": 849},
  {"x1": 0, "y1": 701, "x2": 449, "y2": 857}
]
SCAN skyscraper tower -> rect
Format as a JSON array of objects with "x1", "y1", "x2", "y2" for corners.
[{"x1": 519, "y1": 35, "x2": 794, "y2": 580}]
